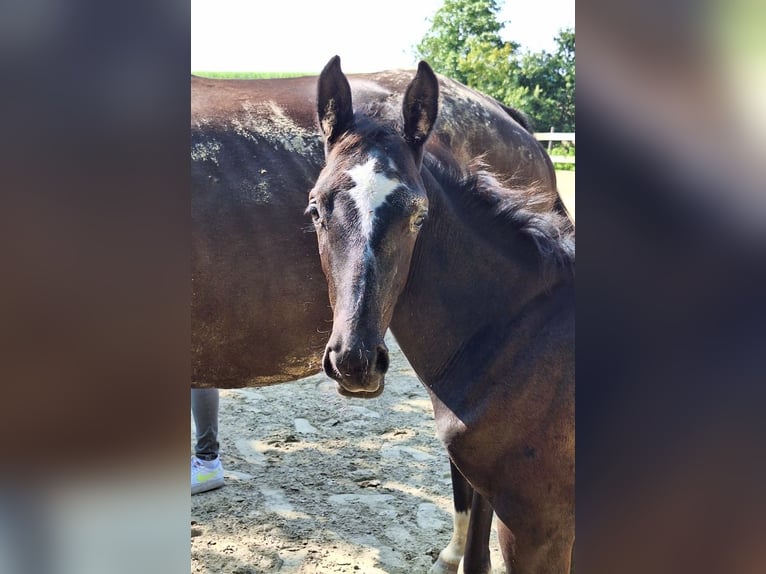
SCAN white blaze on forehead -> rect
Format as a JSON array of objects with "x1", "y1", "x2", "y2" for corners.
[{"x1": 346, "y1": 157, "x2": 401, "y2": 238}]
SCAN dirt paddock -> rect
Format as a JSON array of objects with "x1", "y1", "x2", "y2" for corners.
[{"x1": 191, "y1": 334, "x2": 506, "y2": 573}]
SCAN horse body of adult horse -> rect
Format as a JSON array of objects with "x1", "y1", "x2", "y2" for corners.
[
  {"x1": 310, "y1": 57, "x2": 574, "y2": 573},
  {"x1": 191, "y1": 70, "x2": 558, "y2": 391}
]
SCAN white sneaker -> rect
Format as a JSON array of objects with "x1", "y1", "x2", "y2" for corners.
[{"x1": 191, "y1": 455, "x2": 224, "y2": 495}]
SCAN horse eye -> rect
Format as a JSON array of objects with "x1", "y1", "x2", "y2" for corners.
[
  {"x1": 307, "y1": 203, "x2": 320, "y2": 222},
  {"x1": 413, "y1": 212, "x2": 428, "y2": 229}
]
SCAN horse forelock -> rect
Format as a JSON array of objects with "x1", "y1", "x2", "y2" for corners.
[{"x1": 425, "y1": 154, "x2": 575, "y2": 282}]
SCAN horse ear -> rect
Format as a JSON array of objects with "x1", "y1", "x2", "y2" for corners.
[
  {"x1": 317, "y1": 55, "x2": 354, "y2": 151},
  {"x1": 402, "y1": 61, "x2": 439, "y2": 163}
]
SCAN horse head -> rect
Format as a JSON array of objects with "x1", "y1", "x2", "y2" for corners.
[{"x1": 308, "y1": 55, "x2": 438, "y2": 397}]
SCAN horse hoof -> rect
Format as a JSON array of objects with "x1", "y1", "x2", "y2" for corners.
[{"x1": 428, "y1": 558, "x2": 460, "y2": 574}]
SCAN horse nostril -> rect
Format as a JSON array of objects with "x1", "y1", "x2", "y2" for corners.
[
  {"x1": 323, "y1": 346, "x2": 337, "y2": 378},
  {"x1": 375, "y1": 344, "x2": 390, "y2": 374}
]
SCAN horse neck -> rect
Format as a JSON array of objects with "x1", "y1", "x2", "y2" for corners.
[{"x1": 390, "y1": 169, "x2": 572, "y2": 387}]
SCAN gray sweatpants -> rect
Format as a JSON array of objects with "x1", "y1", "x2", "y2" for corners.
[{"x1": 192, "y1": 388, "x2": 219, "y2": 460}]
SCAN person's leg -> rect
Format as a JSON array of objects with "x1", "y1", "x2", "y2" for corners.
[
  {"x1": 191, "y1": 388, "x2": 224, "y2": 494},
  {"x1": 192, "y1": 388, "x2": 219, "y2": 460}
]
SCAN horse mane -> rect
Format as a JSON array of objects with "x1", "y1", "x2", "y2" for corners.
[{"x1": 424, "y1": 153, "x2": 575, "y2": 283}]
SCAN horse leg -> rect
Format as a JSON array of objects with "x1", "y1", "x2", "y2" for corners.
[
  {"x1": 429, "y1": 461, "x2": 473, "y2": 574},
  {"x1": 461, "y1": 491, "x2": 493, "y2": 573},
  {"x1": 496, "y1": 516, "x2": 574, "y2": 574}
]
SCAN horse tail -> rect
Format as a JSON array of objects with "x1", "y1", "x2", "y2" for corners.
[{"x1": 498, "y1": 102, "x2": 534, "y2": 134}]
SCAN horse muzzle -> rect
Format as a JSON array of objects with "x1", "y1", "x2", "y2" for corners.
[{"x1": 322, "y1": 339, "x2": 389, "y2": 398}]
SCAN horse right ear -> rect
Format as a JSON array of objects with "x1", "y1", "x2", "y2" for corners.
[
  {"x1": 317, "y1": 55, "x2": 354, "y2": 152},
  {"x1": 402, "y1": 61, "x2": 439, "y2": 165}
]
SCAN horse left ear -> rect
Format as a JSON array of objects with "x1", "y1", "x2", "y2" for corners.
[
  {"x1": 402, "y1": 61, "x2": 439, "y2": 165},
  {"x1": 317, "y1": 55, "x2": 355, "y2": 153}
]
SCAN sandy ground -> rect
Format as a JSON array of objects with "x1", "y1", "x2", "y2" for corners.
[
  {"x1": 556, "y1": 170, "x2": 575, "y2": 221},
  {"x1": 191, "y1": 334, "x2": 506, "y2": 573}
]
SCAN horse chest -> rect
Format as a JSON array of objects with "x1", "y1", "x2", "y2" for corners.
[{"x1": 430, "y1": 394, "x2": 494, "y2": 460}]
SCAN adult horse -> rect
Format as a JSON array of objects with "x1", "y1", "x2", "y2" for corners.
[
  {"x1": 192, "y1": 64, "x2": 566, "y2": 572},
  {"x1": 309, "y1": 57, "x2": 574, "y2": 572}
]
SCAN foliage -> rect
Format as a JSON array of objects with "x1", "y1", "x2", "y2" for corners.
[
  {"x1": 416, "y1": 0, "x2": 513, "y2": 85},
  {"x1": 516, "y1": 29, "x2": 575, "y2": 132},
  {"x1": 415, "y1": 1, "x2": 574, "y2": 132}
]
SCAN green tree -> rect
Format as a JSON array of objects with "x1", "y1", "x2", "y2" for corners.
[
  {"x1": 456, "y1": 39, "x2": 528, "y2": 110},
  {"x1": 516, "y1": 29, "x2": 575, "y2": 131},
  {"x1": 415, "y1": 0, "x2": 517, "y2": 85},
  {"x1": 415, "y1": 0, "x2": 574, "y2": 132}
]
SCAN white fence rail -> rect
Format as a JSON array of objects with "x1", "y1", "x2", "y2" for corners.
[{"x1": 534, "y1": 131, "x2": 575, "y2": 165}]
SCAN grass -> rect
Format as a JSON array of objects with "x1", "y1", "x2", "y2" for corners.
[
  {"x1": 550, "y1": 143, "x2": 575, "y2": 172},
  {"x1": 192, "y1": 71, "x2": 312, "y2": 79}
]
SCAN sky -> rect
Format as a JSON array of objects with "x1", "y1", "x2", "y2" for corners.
[{"x1": 191, "y1": 0, "x2": 574, "y2": 73}]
